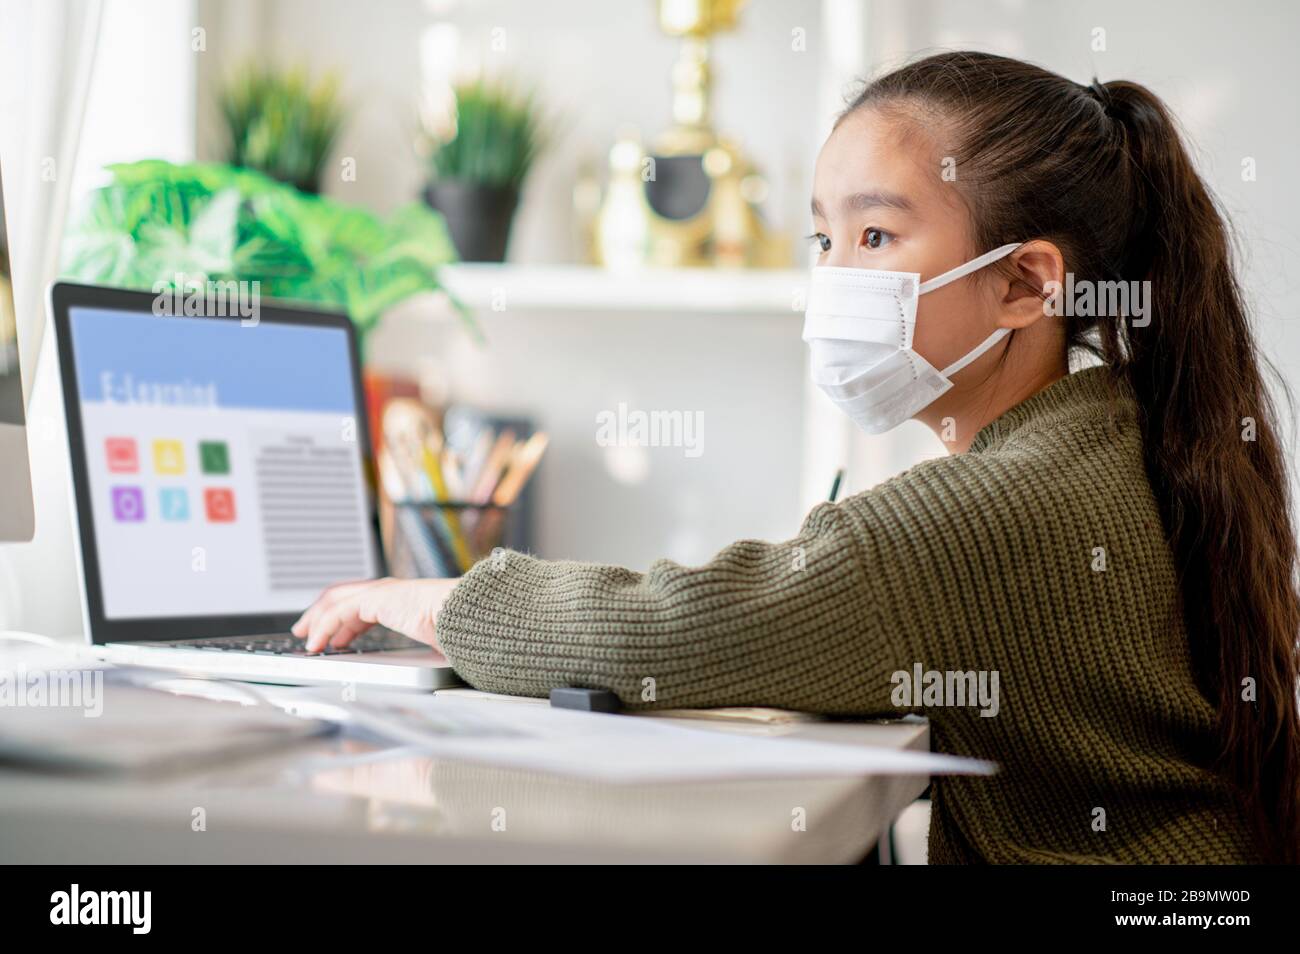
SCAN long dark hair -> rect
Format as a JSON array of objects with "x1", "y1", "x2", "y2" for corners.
[{"x1": 844, "y1": 51, "x2": 1300, "y2": 861}]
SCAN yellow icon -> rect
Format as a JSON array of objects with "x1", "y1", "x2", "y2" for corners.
[{"x1": 152, "y1": 439, "x2": 185, "y2": 475}]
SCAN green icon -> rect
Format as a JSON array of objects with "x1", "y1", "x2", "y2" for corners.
[{"x1": 199, "y1": 441, "x2": 230, "y2": 475}]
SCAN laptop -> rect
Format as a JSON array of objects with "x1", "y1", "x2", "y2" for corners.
[{"x1": 49, "y1": 281, "x2": 460, "y2": 690}]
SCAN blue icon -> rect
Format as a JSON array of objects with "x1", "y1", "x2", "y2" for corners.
[{"x1": 160, "y1": 487, "x2": 190, "y2": 521}]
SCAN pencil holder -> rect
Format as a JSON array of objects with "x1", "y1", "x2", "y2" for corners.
[{"x1": 385, "y1": 500, "x2": 517, "y2": 579}]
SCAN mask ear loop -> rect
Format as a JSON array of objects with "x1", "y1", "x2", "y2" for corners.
[
  {"x1": 916, "y1": 243, "x2": 1023, "y2": 378},
  {"x1": 940, "y1": 328, "x2": 1010, "y2": 378},
  {"x1": 917, "y1": 243, "x2": 1024, "y2": 295}
]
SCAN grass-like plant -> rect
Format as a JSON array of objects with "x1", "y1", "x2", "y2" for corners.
[
  {"x1": 423, "y1": 79, "x2": 548, "y2": 190},
  {"x1": 218, "y1": 66, "x2": 346, "y2": 194},
  {"x1": 60, "y1": 160, "x2": 475, "y2": 342}
]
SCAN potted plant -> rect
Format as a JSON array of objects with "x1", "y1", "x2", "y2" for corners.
[
  {"x1": 59, "y1": 160, "x2": 476, "y2": 345},
  {"x1": 420, "y1": 79, "x2": 548, "y2": 262},
  {"x1": 218, "y1": 66, "x2": 346, "y2": 195}
]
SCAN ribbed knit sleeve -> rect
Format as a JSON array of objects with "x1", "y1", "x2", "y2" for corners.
[
  {"x1": 435, "y1": 367, "x2": 1124, "y2": 714},
  {"x1": 435, "y1": 500, "x2": 899, "y2": 713}
]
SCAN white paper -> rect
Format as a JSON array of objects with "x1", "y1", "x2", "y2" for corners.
[{"x1": 274, "y1": 687, "x2": 997, "y2": 784}]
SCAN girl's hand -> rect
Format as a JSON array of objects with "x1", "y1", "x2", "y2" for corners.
[{"x1": 291, "y1": 577, "x2": 459, "y2": 653}]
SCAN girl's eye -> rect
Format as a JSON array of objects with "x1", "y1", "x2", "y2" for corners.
[
  {"x1": 862, "y1": 228, "x2": 893, "y2": 250},
  {"x1": 809, "y1": 233, "x2": 831, "y2": 252}
]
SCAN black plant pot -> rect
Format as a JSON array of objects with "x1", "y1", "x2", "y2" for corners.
[{"x1": 423, "y1": 181, "x2": 520, "y2": 263}]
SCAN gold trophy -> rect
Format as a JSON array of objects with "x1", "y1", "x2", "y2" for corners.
[{"x1": 590, "y1": 0, "x2": 789, "y2": 269}]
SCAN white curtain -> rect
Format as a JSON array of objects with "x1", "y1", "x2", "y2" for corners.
[
  {"x1": 0, "y1": 0, "x2": 102, "y2": 632},
  {"x1": 1, "y1": 0, "x2": 103, "y2": 392}
]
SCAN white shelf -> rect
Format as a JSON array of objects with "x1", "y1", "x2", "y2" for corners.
[{"x1": 436, "y1": 263, "x2": 808, "y2": 316}]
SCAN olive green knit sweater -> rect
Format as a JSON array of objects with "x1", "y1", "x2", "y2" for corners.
[{"x1": 437, "y1": 367, "x2": 1257, "y2": 863}]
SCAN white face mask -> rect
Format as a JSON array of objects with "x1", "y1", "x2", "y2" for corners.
[{"x1": 802, "y1": 243, "x2": 1022, "y2": 434}]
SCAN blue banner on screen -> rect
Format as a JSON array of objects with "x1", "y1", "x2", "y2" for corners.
[
  {"x1": 67, "y1": 307, "x2": 378, "y2": 620},
  {"x1": 70, "y1": 308, "x2": 356, "y2": 413}
]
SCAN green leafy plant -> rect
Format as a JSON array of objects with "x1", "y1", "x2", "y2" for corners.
[
  {"x1": 423, "y1": 79, "x2": 548, "y2": 190},
  {"x1": 60, "y1": 160, "x2": 475, "y2": 342},
  {"x1": 218, "y1": 66, "x2": 346, "y2": 194}
]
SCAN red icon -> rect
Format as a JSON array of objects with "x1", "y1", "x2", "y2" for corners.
[
  {"x1": 204, "y1": 488, "x2": 236, "y2": 523},
  {"x1": 105, "y1": 437, "x2": 138, "y2": 473}
]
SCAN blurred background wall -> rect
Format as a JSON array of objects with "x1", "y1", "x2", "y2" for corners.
[{"x1": 3, "y1": 0, "x2": 1297, "y2": 637}]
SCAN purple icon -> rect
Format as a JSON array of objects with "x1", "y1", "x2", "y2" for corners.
[{"x1": 111, "y1": 486, "x2": 145, "y2": 522}]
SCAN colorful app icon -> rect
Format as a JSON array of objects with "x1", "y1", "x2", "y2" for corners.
[
  {"x1": 159, "y1": 487, "x2": 190, "y2": 521},
  {"x1": 199, "y1": 440, "x2": 230, "y2": 475},
  {"x1": 105, "y1": 437, "x2": 138, "y2": 473},
  {"x1": 204, "y1": 488, "x2": 236, "y2": 523},
  {"x1": 153, "y1": 439, "x2": 185, "y2": 475},
  {"x1": 111, "y1": 486, "x2": 145, "y2": 522}
]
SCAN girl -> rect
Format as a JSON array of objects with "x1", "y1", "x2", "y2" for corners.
[{"x1": 294, "y1": 52, "x2": 1300, "y2": 864}]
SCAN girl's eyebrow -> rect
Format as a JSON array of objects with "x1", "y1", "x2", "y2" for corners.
[{"x1": 811, "y1": 191, "x2": 914, "y2": 217}]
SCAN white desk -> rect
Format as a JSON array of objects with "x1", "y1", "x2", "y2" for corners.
[{"x1": 0, "y1": 664, "x2": 930, "y2": 864}]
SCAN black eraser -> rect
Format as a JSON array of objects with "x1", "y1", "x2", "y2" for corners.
[{"x1": 550, "y1": 687, "x2": 623, "y2": 713}]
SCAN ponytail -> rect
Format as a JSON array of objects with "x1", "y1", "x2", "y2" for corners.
[{"x1": 1102, "y1": 80, "x2": 1300, "y2": 862}]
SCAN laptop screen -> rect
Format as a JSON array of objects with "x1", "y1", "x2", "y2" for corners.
[{"x1": 65, "y1": 306, "x2": 380, "y2": 621}]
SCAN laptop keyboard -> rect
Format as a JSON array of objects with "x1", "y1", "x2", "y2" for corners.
[{"x1": 157, "y1": 628, "x2": 422, "y2": 656}]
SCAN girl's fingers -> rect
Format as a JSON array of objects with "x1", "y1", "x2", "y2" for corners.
[
  {"x1": 292, "y1": 588, "x2": 336, "y2": 636},
  {"x1": 290, "y1": 603, "x2": 319, "y2": 637},
  {"x1": 293, "y1": 580, "x2": 374, "y2": 638},
  {"x1": 296, "y1": 578, "x2": 413, "y2": 651},
  {"x1": 305, "y1": 593, "x2": 365, "y2": 652},
  {"x1": 324, "y1": 616, "x2": 372, "y2": 650}
]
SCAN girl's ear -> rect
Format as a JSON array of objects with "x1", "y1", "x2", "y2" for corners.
[{"x1": 997, "y1": 240, "x2": 1066, "y2": 330}]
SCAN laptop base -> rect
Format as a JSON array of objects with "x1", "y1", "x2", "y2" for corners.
[{"x1": 104, "y1": 641, "x2": 461, "y2": 690}]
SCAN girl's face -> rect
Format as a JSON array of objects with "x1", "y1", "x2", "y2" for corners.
[{"x1": 809, "y1": 107, "x2": 1008, "y2": 391}]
